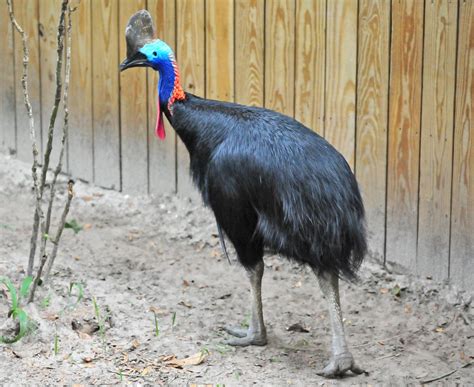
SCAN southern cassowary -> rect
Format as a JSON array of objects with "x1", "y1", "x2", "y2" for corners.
[{"x1": 120, "y1": 10, "x2": 367, "y2": 377}]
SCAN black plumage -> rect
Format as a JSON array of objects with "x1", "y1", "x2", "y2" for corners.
[{"x1": 166, "y1": 93, "x2": 367, "y2": 279}]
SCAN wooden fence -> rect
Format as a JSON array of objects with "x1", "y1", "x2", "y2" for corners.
[{"x1": 0, "y1": 0, "x2": 472, "y2": 291}]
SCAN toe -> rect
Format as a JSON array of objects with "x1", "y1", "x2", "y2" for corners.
[
  {"x1": 317, "y1": 352, "x2": 364, "y2": 378},
  {"x1": 224, "y1": 326, "x2": 248, "y2": 338}
]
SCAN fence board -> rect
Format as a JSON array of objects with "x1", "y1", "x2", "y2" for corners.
[
  {"x1": 68, "y1": 0, "x2": 93, "y2": 182},
  {"x1": 264, "y1": 0, "x2": 295, "y2": 116},
  {"x1": 206, "y1": 0, "x2": 234, "y2": 102},
  {"x1": 417, "y1": 0, "x2": 457, "y2": 280},
  {"x1": 0, "y1": 2, "x2": 16, "y2": 154},
  {"x1": 119, "y1": 0, "x2": 148, "y2": 194},
  {"x1": 386, "y1": 0, "x2": 424, "y2": 270},
  {"x1": 176, "y1": 0, "x2": 205, "y2": 198},
  {"x1": 13, "y1": 0, "x2": 41, "y2": 165},
  {"x1": 148, "y1": 0, "x2": 177, "y2": 194},
  {"x1": 294, "y1": 0, "x2": 325, "y2": 133},
  {"x1": 450, "y1": 0, "x2": 473, "y2": 291},
  {"x1": 92, "y1": 0, "x2": 120, "y2": 190},
  {"x1": 325, "y1": 0, "x2": 357, "y2": 168},
  {"x1": 39, "y1": 0, "x2": 66, "y2": 169},
  {"x1": 356, "y1": 0, "x2": 390, "y2": 261},
  {"x1": 235, "y1": 0, "x2": 264, "y2": 106}
]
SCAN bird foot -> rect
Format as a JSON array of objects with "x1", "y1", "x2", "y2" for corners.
[
  {"x1": 316, "y1": 352, "x2": 365, "y2": 378},
  {"x1": 223, "y1": 326, "x2": 267, "y2": 346}
]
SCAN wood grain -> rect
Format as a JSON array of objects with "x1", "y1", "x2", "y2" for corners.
[
  {"x1": 0, "y1": 0, "x2": 16, "y2": 153},
  {"x1": 39, "y1": 0, "x2": 66, "y2": 168},
  {"x1": 176, "y1": 0, "x2": 205, "y2": 198},
  {"x1": 325, "y1": 0, "x2": 357, "y2": 168},
  {"x1": 235, "y1": 0, "x2": 264, "y2": 106},
  {"x1": 417, "y1": 0, "x2": 457, "y2": 280},
  {"x1": 206, "y1": 0, "x2": 234, "y2": 102},
  {"x1": 13, "y1": 0, "x2": 42, "y2": 164},
  {"x1": 356, "y1": 0, "x2": 390, "y2": 261},
  {"x1": 294, "y1": 0, "x2": 325, "y2": 134},
  {"x1": 92, "y1": 0, "x2": 120, "y2": 189},
  {"x1": 386, "y1": 0, "x2": 424, "y2": 270},
  {"x1": 450, "y1": 0, "x2": 473, "y2": 291},
  {"x1": 148, "y1": 0, "x2": 177, "y2": 194},
  {"x1": 68, "y1": 0, "x2": 93, "y2": 182},
  {"x1": 264, "y1": 0, "x2": 295, "y2": 116},
  {"x1": 119, "y1": 0, "x2": 148, "y2": 194}
]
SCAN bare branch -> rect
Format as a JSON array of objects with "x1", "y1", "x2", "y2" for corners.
[
  {"x1": 30, "y1": 180, "x2": 75, "y2": 303},
  {"x1": 6, "y1": 0, "x2": 44, "y2": 277},
  {"x1": 44, "y1": 6, "x2": 75, "y2": 282}
]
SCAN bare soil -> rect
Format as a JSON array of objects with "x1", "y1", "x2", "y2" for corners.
[{"x1": 0, "y1": 153, "x2": 473, "y2": 385}]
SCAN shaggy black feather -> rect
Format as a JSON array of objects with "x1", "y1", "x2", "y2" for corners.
[{"x1": 165, "y1": 93, "x2": 367, "y2": 280}]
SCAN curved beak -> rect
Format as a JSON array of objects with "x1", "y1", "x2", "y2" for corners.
[{"x1": 120, "y1": 51, "x2": 150, "y2": 72}]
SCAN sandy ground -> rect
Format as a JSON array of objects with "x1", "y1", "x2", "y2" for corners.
[{"x1": 0, "y1": 153, "x2": 473, "y2": 385}]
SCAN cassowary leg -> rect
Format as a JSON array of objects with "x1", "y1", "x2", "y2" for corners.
[
  {"x1": 315, "y1": 271, "x2": 364, "y2": 377},
  {"x1": 224, "y1": 260, "x2": 267, "y2": 346}
]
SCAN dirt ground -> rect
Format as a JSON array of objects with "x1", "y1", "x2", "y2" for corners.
[{"x1": 0, "y1": 153, "x2": 472, "y2": 385}]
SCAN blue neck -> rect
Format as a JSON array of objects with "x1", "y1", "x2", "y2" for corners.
[{"x1": 157, "y1": 59, "x2": 176, "y2": 108}]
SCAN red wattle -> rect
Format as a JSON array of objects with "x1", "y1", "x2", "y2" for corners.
[{"x1": 155, "y1": 97, "x2": 166, "y2": 140}]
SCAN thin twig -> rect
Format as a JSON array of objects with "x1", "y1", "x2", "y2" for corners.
[
  {"x1": 35, "y1": 0, "x2": 69, "y2": 285},
  {"x1": 6, "y1": 0, "x2": 44, "y2": 277},
  {"x1": 44, "y1": 6, "x2": 75, "y2": 282},
  {"x1": 30, "y1": 180, "x2": 74, "y2": 302},
  {"x1": 421, "y1": 362, "x2": 472, "y2": 384}
]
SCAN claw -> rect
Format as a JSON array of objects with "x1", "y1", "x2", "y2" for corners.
[
  {"x1": 224, "y1": 335, "x2": 267, "y2": 347},
  {"x1": 316, "y1": 352, "x2": 365, "y2": 378},
  {"x1": 224, "y1": 326, "x2": 248, "y2": 338}
]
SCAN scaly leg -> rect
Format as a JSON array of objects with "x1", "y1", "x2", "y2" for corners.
[
  {"x1": 316, "y1": 271, "x2": 364, "y2": 377},
  {"x1": 224, "y1": 260, "x2": 267, "y2": 346}
]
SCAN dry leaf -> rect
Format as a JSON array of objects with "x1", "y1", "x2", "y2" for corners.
[
  {"x1": 380, "y1": 288, "x2": 389, "y2": 294},
  {"x1": 42, "y1": 313, "x2": 59, "y2": 321},
  {"x1": 73, "y1": 256, "x2": 81, "y2": 261},
  {"x1": 83, "y1": 223, "x2": 92, "y2": 230},
  {"x1": 77, "y1": 331, "x2": 92, "y2": 340},
  {"x1": 164, "y1": 351, "x2": 208, "y2": 368},
  {"x1": 182, "y1": 279, "x2": 190, "y2": 287},
  {"x1": 81, "y1": 195, "x2": 94, "y2": 202},
  {"x1": 131, "y1": 339, "x2": 140, "y2": 349},
  {"x1": 293, "y1": 281, "x2": 302, "y2": 288},
  {"x1": 435, "y1": 327, "x2": 444, "y2": 333},
  {"x1": 149, "y1": 306, "x2": 168, "y2": 316},
  {"x1": 287, "y1": 323, "x2": 310, "y2": 333},
  {"x1": 178, "y1": 301, "x2": 192, "y2": 308},
  {"x1": 82, "y1": 356, "x2": 94, "y2": 363}
]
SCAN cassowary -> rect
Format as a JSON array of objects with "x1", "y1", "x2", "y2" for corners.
[{"x1": 120, "y1": 10, "x2": 366, "y2": 377}]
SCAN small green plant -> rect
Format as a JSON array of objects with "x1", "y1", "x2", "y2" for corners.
[
  {"x1": 53, "y1": 333, "x2": 59, "y2": 355},
  {"x1": 68, "y1": 282, "x2": 84, "y2": 307},
  {"x1": 240, "y1": 313, "x2": 250, "y2": 328},
  {"x1": 64, "y1": 219, "x2": 82, "y2": 234},
  {"x1": 40, "y1": 294, "x2": 51, "y2": 309},
  {"x1": 92, "y1": 297, "x2": 106, "y2": 343},
  {"x1": 152, "y1": 311, "x2": 160, "y2": 337},
  {"x1": 171, "y1": 311, "x2": 176, "y2": 327},
  {"x1": 0, "y1": 276, "x2": 33, "y2": 343}
]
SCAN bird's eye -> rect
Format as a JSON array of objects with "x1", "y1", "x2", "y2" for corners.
[{"x1": 152, "y1": 51, "x2": 157, "y2": 57}]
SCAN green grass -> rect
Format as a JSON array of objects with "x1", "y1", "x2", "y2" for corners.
[{"x1": 0, "y1": 276, "x2": 33, "y2": 344}]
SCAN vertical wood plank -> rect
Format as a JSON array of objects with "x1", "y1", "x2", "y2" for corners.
[
  {"x1": 206, "y1": 0, "x2": 234, "y2": 101},
  {"x1": 325, "y1": 0, "x2": 357, "y2": 167},
  {"x1": 92, "y1": 0, "x2": 120, "y2": 189},
  {"x1": 417, "y1": 0, "x2": 457, "y2": 280},
  {"x1": 450, "y1": 0, "x2": 473, "y2": 290},
  {"x1": 39, "y1": 0, "x2": 65, "y2": 168},
  {"x1": 294, "y1": 0, "x2": 325, "y2": 134},
  {"x1": 68, "y1": 0, "x2": 93, "y2": 182},
  {"x1": 235, "y1": 0, "x2": 264, "y2": 106},
  {"x1": 0, "y1": 0, "x2": 16, "y2": 154},
  {"x1": 176, "y1": 0, "x2": 205, "y2": 198},
  {"x1": 13, "y1": 0, "x2": 42, "y2": 164},
  {"x1": 119, "y1": 0, "x2": 148, "y2": 194},
  {"x1": 386, "y1": 0, "x2": 424, "y2": 270},
  {"x1": 265, "y1": 0, "x2": 295, "y2": 116},
  {"x1": 148, "y1": 0, "x2": 177, "y2": 194},
  {"x1": 356, "y1": 0, "x2": 390, "y2": 260}
]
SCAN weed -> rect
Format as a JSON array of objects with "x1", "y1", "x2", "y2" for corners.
[
  {"x1": 64, "y1": 219, "x2": 82, "y2": 234},
  {"x1": 240, "y1": 313, "x2": 250, "y2": 328},
  {"x1": 40, "y1": 294, "x2": 51, "y2": 309},
  {"x1": 0, "y1": 276, "x2": 33, "y2": 344},
  {"x1": 152, "y1": 312, "x2": 160, "y2": 337},
  {"x1": 54, "y1": 333, "x2": 59, "y2": 355},
  {"x1": 92, "y1": 297, "x2": 106, "y2": 343},
  {"x1": 171, "y1": 311, "x2": 176, "y2": 327}
]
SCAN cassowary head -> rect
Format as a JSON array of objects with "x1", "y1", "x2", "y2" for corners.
[{"x1": 120, "y1": 10, "x2": 185, "y2": 140}]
